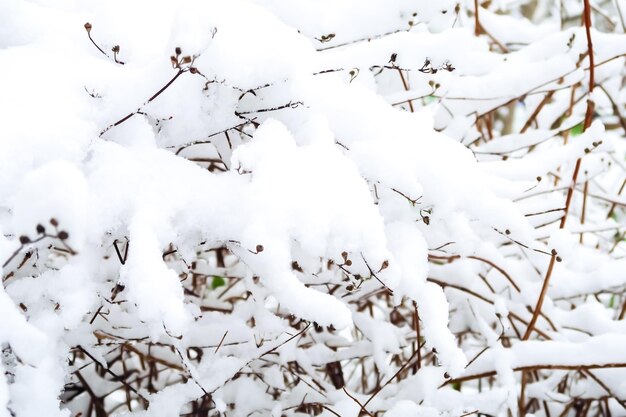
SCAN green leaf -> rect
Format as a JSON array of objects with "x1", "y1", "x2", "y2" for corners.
[
  {"x1": 570, "y1": 122, "x2": 584, "y2": 136},
  {"x1": 609, "y1": 294, "x2": 615, "y2": 308},
  {"x1": 211, "y1": 275, "x2": 226, "y2": 289},
  {"x1": 452, "y1": 382, "x2": 461, "y2": 391}
]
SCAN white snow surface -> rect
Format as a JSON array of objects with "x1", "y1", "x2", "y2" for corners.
[{"x1": 2, "y1": 0, "x2": 626, "y2": 417}]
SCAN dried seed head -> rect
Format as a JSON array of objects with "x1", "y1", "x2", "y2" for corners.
[
  {"x1": 182, "y1": 56, "x2": 192, "y2": 64},
  {"x1": 345, "y1": 259, "x2": 352, "y2": 266},
  {"x1": 256, "y1": 244, "x2": 264, "y2": 253},
  {"x1": 84, "y1": 22, "x2": 92, "y2": 33},
  {"x1": 50, "y1": 218, "x2": 59, "y2": 227},
  {"x1": 58, "y1": 231, "x2": 69, "y2": 240},
  {"x1": 19, "y1": 235, "x2": 31, "y2": 244},
  {"x1": 175, "y1": 47, "x2": 182, "y2": 55},
  {"x1": 112, "y1": 45, "x2": 120, "y2": 53},
  {"x1": 36, "y1": 224, "x2": 45, "y2": 234}
]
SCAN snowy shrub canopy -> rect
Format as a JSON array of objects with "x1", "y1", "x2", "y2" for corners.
[{"x1": 2, "y1": 0, "x2": 626, "y2": 416}]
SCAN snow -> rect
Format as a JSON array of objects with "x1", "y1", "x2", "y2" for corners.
[{"x1": 2, "y1": 0, "x2": 626, "y2": 416}]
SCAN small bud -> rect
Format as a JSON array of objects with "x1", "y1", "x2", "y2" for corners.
[
  {"x1": 551, "y1": 249, "x2": 557, "y2": 255},
  {"x1": 444, "y1": 372, "x2": 450, "y2": 379},
  {"x1": 36, "y1": 224, "x2": 45, "y2": 234},
  {"x1": 556, "y1": 256, "x2": 562, "y2": 262},
  {"x1": 345, "y1": 259, "x2": 352, "y2": 266},
  {"x1": 50, "y1": 218, "x2": 59, "y2": 227},
  {"x1": 505, "y1": 229, "x2": 511, "y2": 235},
  {"x1": 349, "y1": 68, "x2": 359, "y2": 82},
  {"x1": 584, "y1": 148, "x2": 590, "y2": 154},
  {"x1": 175, "y1": 47, "x2": 182, "y2": 55},
  {"x1": 341, "y1": 251, "x2": 348, "y2": 260},
  {"x1": 423, "y1": 216, "x2": 430, "y2": 225},
  {"x1": 170, "y1": 56, "x2": 178, "y2": 67},
  {"x1": 58, "y1": 231, "x2": 69, "y2": 240},
  {"x1": 19, "y1": 235, "x2": 31, "y2": 244},
  {"x1": 189, "y1": 67, "x2": 198, "y2": 74},
  {"x1": 536, "y1": 176, "x2": 542, "y2": 182},
  {"x1": 389, "y1": 53, "x2": 397, "y2": 63},
  {"x1": 346, "y1": 285, "x2": 354, "y2": 291},
  {"x1": 380, "y1": 260, "x2": 389, "y2": 270},
  {"x1": 84, "y1": 22, "x2": 92, "y2": 33},
  {"x1": 112, "y1": 45, "x2": 120, "y2": 53},
  {"x1": 256, "y1": 244, "x2": 264, "y2": 253},
  {"x1": 182, "y1": 56, "x2": 192, "y2": 64}
]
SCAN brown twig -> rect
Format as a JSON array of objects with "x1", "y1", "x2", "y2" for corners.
[
  {"x1": 525, "y1": 0, "x2": 595, "y2": 341},
  {"x1": 100, "y1": 68, "x2": 186, "y2": 136}
]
